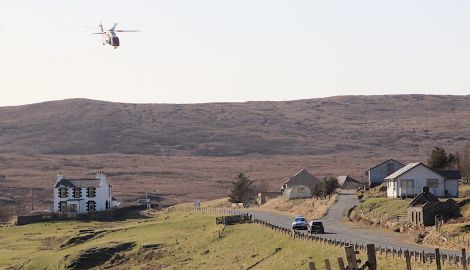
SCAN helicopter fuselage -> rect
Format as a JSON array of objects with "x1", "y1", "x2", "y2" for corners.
[{"x1": 102, "y1": 31, "x2": 120, "y2": 48}]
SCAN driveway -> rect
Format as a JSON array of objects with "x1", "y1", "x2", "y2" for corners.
[{"x1": 240, "y1": 190, "x2": 461, "y2": 257}]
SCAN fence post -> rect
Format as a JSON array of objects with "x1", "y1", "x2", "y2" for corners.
[
  {"x1": 463, "y1": 249, "x2": 468, "y2": 270},
  {"x1": 435, "y1": 248, "x2": 441, "y2": 270},
  {"x1": 404, "y1": 250, "x2": 411, "y2": 270},
  {"x1": 345, "y1": 245, "x2": 358, "y2": 270},
  {"x1": 324, "y1": 259, "x2": 331, "y2": 270},
  {"x1": 308, "y1": 257, "x2": 316, "y2": 270},
  {"x1": 365, "y1": 244, "x2": 376, "y2": 270},
  {"x1": 337, "y1": 257, "x2": 345, "y2": 270}
]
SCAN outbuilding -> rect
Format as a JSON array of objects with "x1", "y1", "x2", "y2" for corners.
[
  {"x1": 407, "y1": 187, "x2": 460, "y2": 227},
  {"x1": 337, "y1": 175, "x2": 364, "y2": 189}
]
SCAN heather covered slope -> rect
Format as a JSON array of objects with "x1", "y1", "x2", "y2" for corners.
[{"x1": 0, "y1": 95, "x2": 469, "y2": 157}]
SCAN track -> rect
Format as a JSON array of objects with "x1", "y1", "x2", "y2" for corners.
[{"x1": 238, "y1": 190, "x2": 461, "y2": 257}]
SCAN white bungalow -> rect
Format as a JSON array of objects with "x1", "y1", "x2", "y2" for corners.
[
  {"x1": 385, "y1": 162, "x2": 459, "y2": 198},
  {"x1": 53, "y1": 171, "x2": 119, "y2": 214}
]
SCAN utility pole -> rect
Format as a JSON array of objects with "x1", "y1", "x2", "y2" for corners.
[{"x1": 31, "y1": 187, "x2": 34, "y2": 212}]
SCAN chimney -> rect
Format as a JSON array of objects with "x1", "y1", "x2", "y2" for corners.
[
  {"x1": 422, "y1": 186, "x2": 429, "y2": 194},
  {"x1": 96, "y1": 170, "x2": 106, "y2": 181},
  {"x1": 56, "y1": 172, "x2": 63, "y2": 183}
]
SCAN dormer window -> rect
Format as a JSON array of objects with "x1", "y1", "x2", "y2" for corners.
[
  {"x1": 87, "y1": 187, "x2": 96, "y2": 198},
  {"x1": 73, "y1": 188, "x2": 82, "y2": 198},
  {"x1": 59, "y1": 188, "x2": 68, "y2": 198}
]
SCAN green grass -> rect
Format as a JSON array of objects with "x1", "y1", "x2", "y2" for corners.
[
  {"x1": 352, "y1": 197, "x2": 410, "y2": 224},
  {"x1": 0, "y1": 211, "x2": 461, "y2": 270}
]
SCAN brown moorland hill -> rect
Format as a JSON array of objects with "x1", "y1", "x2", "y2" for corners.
[
  {"x1": 0, "y1": 95, "x2": 469, "y2": 157},
  {"x1": 1, "y1": 95, "x2": 469, "y2": 209}
]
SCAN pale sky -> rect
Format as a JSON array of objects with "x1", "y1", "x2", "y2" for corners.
[{"x1": 1, "y1": 1, "x2": 469, "y2": 106}]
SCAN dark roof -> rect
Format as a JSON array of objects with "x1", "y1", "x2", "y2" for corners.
[
  {"x1": 437, "y1": 171, "x2": 462, "y2": 180},
  {"x1": 409, "y1": 189, "x2": 439, "y2": 207},
  {"x1": 55, "y1": 178, "x2": 101, "y2": 188},
  {"x1": 367, "y1": 159, "x2": 404, "y2": 171},
  {"x1": 337, "y1": 176, "x2": 360, "y2": 186}
]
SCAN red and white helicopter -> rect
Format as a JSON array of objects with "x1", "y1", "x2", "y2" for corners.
[{"x1": 92, "y1": 23, "x2": 140, "y2": 49}]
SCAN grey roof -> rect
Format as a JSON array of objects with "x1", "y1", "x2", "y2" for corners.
[
  {"x1": 55, "y1": 178, "x2": 101, "y2": 188},
  {"x1": 283, "y1": 169, "x2": 321, "y2": 190},
  {"x1": 384, "y1": 163, "x2": 421, "y2": 180},
  {"x1": 337, "y1": 175, "x2": 361, "y2": 186},
  {"x1": 368, "y1": 159, "x2": 404, "y2": 171},
  {"x1": 384, "y1": 162, "x2": 446, "y2": 180}
]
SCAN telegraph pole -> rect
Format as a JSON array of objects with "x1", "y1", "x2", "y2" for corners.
[{"x1": 31, "y1": 187, "x2": 34, "y2": 212}]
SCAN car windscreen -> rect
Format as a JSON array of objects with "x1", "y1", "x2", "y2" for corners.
[
  {"x1": 311, "y1": 222, "x2": 323, "y2": 226},
  {"x1": 294, "y1": 218, "x2": 306, "y2": 222}
]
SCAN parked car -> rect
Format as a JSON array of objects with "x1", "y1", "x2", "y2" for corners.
[
  {"x1": 308, "y1": 221, "x2": 325, "y2": 234},
  {"x1": 292, "y1": 216, "x2": 308, "y2": 230}
]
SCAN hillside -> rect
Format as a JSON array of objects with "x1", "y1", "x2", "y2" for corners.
[
  {"x1": 0, "y1": 211, "x2": 453, "y2": 270},
  {"x1": 1, "y1": 95, "x2": 469, "y2": 157}
]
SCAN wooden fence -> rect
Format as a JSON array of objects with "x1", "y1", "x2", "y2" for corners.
[{"x1": 169, "y1": 207, "x2": 470, "y2": 269}]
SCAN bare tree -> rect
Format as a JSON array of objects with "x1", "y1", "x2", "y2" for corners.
[{"x1": 254, "y1": 180, "x2": 270, "y2": 193}]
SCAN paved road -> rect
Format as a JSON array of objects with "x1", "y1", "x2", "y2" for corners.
[{"x1": 237, "y1": 190, "x2": 461, "y2": 257}]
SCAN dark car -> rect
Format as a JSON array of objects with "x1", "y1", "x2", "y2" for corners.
[{"x1": 308, "y1": 221, "x2": 324, "y2": 234}]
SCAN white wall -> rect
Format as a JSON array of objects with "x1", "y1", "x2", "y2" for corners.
[
  {"x1": 391, "y1": 164, "x2": 446, "y2": 198},
  {"x1": 53, "y1": 173, "x2": 113, "y2": 213},
  {"x1": 386, "y1": 180, "x2": 397, "y2": 197},
  {"x1": 286, "y1": 185, "x2": 312, "y2": 199}
]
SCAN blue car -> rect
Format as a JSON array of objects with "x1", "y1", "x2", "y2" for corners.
[{"x1": 292, "y1": 216, "x2": 308, "y2": 230}]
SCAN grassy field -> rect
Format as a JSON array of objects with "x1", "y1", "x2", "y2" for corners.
[
  {"x1": 0, "y1": 210, "x2": 463, "y2": 270},
  {"x1": 350, "y1": 197, "x2": 410, "y2": 228}
]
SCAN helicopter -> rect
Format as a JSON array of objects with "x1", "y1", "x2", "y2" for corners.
[{"x1": 91, "y1": 23, "x2": 139, "y2": 49}]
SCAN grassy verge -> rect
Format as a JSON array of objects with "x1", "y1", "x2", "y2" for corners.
[
  {"x1": 350, "y1": 197, "x2": 410, "y2": 229},
  {"x1": 0, "y1": 210, "x2": 462, "y2": 270},
  {"x1": 252, "y1": 195, "x2": 337, "y2": 220}
]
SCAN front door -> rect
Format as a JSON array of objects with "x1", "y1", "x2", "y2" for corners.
[{"x1": 68, "y1": 203, "x2": 78, "y2": 213}]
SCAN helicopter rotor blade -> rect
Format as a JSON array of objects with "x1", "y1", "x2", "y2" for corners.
[
  {"x1": 114, "y1": 30, "x2": 140, "y2": 32},
  {"x1": 109, "y1": 22, "x2": 118, "y2": 31}
]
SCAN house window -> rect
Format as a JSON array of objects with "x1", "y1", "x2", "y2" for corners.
[
  {"x1": 59, "y1": 201, "x2": 67, "y2": 212},
  {"x1": 87, "y1": 201, "x2": 96, "y2": 212},
  {"x1": 400, "y1": 179, "x2": 414, "y2": 188},
  {"x1": 427, "y1": 179, "x2": 439, "y2": 188},
  {"x1": 59, "y1": 188, "x2": 68, "y2": 198},
  {"x1": 87, "y1": 187, "x2": 96, "y2": 198},
  {"x1": 298, "y1": 187, "x2": 305, "y2": 193},
  {"x1": 73, "y1": 188, "x2": 82, "y2": 198}
]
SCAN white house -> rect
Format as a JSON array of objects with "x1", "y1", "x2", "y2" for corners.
[
  {"x1": 281, "y1": 169, "x2": 321, "y2": 199},
  {"x1": 53, "y1": 171, "x2": 119, "y2": 214},
  {"x1": 367, "y1": 159, "x2": 404, "y2": 187},
  {"x1": 384, "y1": 162, "x2": 459, "y2": 198}
]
